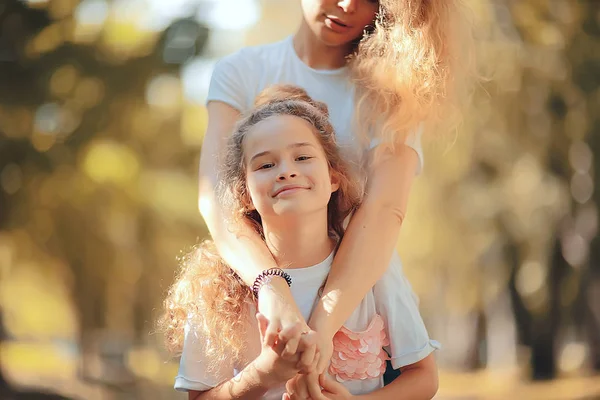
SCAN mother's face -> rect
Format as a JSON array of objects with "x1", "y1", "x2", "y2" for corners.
[{"x1": 301, "y1": 0, "x2": 379, "y2": 47}]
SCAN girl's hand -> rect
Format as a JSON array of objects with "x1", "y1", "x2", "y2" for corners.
[
  {"x1": 284, "y1": 373, "x2": 352, "y2": 400},
  {"x1": 255, "y1": 313, "x2": 310, "y2": 387},
  {"x1": 284, "y1": 373, "x2": 323, "y2": 400},
  {"x1": 257, "y1": 276, "x2": 310, "y2": 347},
  {"x1": 319, "y1": 373, "x2": 353, "y2": 400}
]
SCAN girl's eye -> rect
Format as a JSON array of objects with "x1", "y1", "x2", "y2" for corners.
[
  {"x1": 296, "y1": 156, "x2": 313, "y2": 161},
  {"x1": 259, "y1": 163, "x2": 274, "y2": 170}
]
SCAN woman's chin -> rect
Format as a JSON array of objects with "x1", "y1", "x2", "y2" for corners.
[{"x1": 313, "y1": 27, "x2": 358, "y2": 48}]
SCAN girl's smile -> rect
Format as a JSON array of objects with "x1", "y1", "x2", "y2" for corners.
[{"x1": 243, "y1": 114, "x2": 339, "y2": 220}]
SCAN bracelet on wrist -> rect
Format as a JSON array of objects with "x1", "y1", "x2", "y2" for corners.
[{"x1": 252, "y1": 268, "x2": 292, "y2": 298}]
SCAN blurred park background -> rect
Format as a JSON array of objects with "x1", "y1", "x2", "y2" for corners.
[{"x1": 0, "y1": 0, "x2": 599, "y2": 399}]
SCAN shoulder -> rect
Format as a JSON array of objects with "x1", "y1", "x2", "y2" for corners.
[
  {"x1": 216, "y1": 37, "x2": 288, "y2": 71},
  {"x1": 208, "y1": 38, "x2": 291, "y2": 111}
]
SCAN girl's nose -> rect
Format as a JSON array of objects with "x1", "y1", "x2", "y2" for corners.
[{"x1": 277, "y1": 172, "x2": 297, "y2": 181}]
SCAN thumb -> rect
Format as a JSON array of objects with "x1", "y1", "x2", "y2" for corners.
[
  {"x1": 256, "y1": 313, "x2": 269, "y2": 340},
  {"x1": 319, "y1": 373, "x2": 340, "y2": 393}
]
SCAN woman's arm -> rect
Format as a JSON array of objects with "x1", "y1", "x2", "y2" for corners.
[
  {"x1": 199, "y1": 101, "x2": 307, "y2": 337},
  {"x1": 312, "y1": 354, "x2": 438, "y2": 400},
  {"x1": 357, "y1": 354, "x2": 439, "y2": 400},
  {"x1": 309, "y1": 144, "x2": 419, "y2": 338},
  {"x1": 199, "y1": 101, "x2": 277, "y2": 285}
]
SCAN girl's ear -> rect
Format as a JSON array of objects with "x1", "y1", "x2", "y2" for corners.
[
  {"x1": 243, "y1": 190, "x2": 256, "y2": 211},
  {"x1": 330, "y1": 170, "x2": 341, "y2": 193}
]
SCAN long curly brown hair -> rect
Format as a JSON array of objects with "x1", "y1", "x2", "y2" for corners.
[
  {"x1": 351, "y1": 0, "x2": 476, "y2": 150},
  {"x1": 159, "y1": 85, "x2": 363, "y2": 369}
]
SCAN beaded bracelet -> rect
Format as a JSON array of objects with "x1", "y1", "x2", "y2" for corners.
[{"x1": 252, "y1": 268, "x2": 292, "y2": 298}]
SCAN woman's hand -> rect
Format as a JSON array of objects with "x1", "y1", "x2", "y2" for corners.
[
  {"x1": 254, "y1": 313, "x2": 316, "y2": 388},
  {"x1": 286, "y1": 330, "x2": 334, "y2": 399},
  {"x1": 257, "y1": 276, "x2": 310, "y2": 347},
  {"x1": 304, "y1": 314, "x2": 336, "y2": 396},
  {"x1": 312, "y1": 330, "x2": 334, "y2": 375}
]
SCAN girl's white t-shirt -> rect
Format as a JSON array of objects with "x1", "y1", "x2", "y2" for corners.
[
  {"x1": 206, "y1": 35, "x2": 424, "y2": 174},
  {"x1": 174, "y1": 251, "x2": 440, "y2": 398}
]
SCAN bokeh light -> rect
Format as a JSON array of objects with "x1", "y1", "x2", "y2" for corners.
[{"x1": 1, "y1": 0, "x2": 599, "y2": 399}]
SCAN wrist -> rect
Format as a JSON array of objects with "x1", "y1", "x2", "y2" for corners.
[
  {"x1": 252, "y1": 353, "x2": 282, "y2": 390},
  {"x1": 257, "y1": 273, "x2": 291, "y2": 294},
  {"x1": 256, "y1": 275, "x2": 295, "y2": 308},
  {"x1": 308, "y1": 304, "x2": 336, "y2": 339},
  {"x1": 253, "y1": 268, "x2": 292, "y2": 298}
]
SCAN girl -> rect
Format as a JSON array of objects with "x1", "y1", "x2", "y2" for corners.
[
  {"x1": 198, "y1": 2, "x2": 473, "y2": 394},
  {"x1": 163, "y1": 86, "x2": 440, "y2": 400}
]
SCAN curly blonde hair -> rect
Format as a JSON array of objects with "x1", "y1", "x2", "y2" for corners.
[
  {"x1": 159, "y1": 85, "x2": 363, "y2": 369},
  {"x1": 351, "y1": 0, "x2": 476, "y2": 150}
]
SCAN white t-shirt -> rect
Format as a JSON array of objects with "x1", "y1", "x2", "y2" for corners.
[
  {"x1": 206, "y1": 35, "x2": 424, "y2": 174},
  {"x1": 175, "y1": 251, "x2": 440, "y2": 398}
]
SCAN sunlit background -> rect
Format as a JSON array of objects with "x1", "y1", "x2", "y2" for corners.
[{"x1": 0, "y1": 0, "x2": 599, "y2": 399}]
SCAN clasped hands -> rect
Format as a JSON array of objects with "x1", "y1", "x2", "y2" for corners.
[{"x1": 256, "y1": 313, "x2": 353, "y2": 400}]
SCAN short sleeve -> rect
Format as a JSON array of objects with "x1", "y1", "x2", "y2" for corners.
[
  {"x1": 174, "y1": 321, "x2": 233, "y2": 392},
  {"x1": 206, "y1": 50, "x2": 253, "y2": 112},
  {"x1": 370, "y1": 123, "x2": 424, "y2": 175},
  {"x1": 373, "y1": 252, "x2": 441, "y2": 369}
]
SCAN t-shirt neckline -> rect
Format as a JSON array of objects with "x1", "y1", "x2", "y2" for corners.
[
  {"x1": 286, "y1": 35, "x2": 348, "y2": 76},
  {"x1": 282, "y1": 250, "x2": 335, "y2": 276}
]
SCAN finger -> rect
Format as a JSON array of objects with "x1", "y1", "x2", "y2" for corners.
[
  {"x1": 297, "y1": 342, "x2": 317, "y2": 373},
  {"x1": 315, "y1": 352, "x2": 330, "y2": 375},
  {"x1": 319, "y1": 373, "x2": 333, "y2": 391},
  {"x1": 319, "y1": 373, "x2": 344, "y2": 395},
  {"x1": 293, "y1": 374, "x2": 310, "y2": 399},
  {"x1": 278, "y1": 321, "x2": 302, "y2": 342},
  {"x1": 281, "y1": 332, "x2": 302, "y2": 360},
  {"x1": 279, "y1": 323, "x2": 302, "y2": 358},
  {"x1": 256, "y1": 313, "x2": 269, "y2": 342},
  {"x1": 296, "y1": 330, "x2": 317, "y2": 352},
  {"x1": 286, "y1": 378, "x2": 301, "y2": 400},
  {"x1": 265, "y1": 318, "x2": 282, "y2": 348},
  {"x1": 310, "y1": 350, "x2": 320, "y2": 373},
  {"x1": 306, "y1": 372, "x2": 327, "y2": 400},
  {"x1": 282, "y1": 394, "x2": 290, "y2": 400},
  {"x1": 285, "y1": 378, "x2": 295, "y2": 394}
]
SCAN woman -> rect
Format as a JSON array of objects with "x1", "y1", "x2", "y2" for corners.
[{"x1": 197, "y1": 0, "x2": 472, "y2": 397}]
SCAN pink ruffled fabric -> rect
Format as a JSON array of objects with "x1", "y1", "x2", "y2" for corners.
[{"x1": 329, "y1": 314, "x2": 390, "y2": 382}]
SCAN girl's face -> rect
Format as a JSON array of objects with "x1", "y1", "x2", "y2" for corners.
[
  {"x1": 243, "y1": 115, "x2": 339, "y2": 221},
  {"x1": 300, "y1": 0, "x2": 379, "y2": 47}
]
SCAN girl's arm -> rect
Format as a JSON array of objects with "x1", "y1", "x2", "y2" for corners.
[
  {"x1": 186, "y1": 315, "x2": 316, "y2": 400},
  {"x1": 199, "y1": 101, "x2": 307, "y2": 337},
  {"x1": 309, "y1": 144, "x2": 419, "y2": 347},
  {"x1": 357, "y1": 354, "x2": 439, "y2": 400},
  {"x1": 188, "y1": 358, "x2": 271, "y2": 400}
]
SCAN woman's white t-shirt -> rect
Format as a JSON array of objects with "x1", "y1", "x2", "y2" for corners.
[
  {"x1": 175, "y1": 252, "x2": 440, "y2": 398},
  {"x1": 206, "y1": 35, "x2": 424, "y2": 174}
]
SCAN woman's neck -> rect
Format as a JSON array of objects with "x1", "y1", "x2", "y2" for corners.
[
  {"x1": 262, "y1": 212, "x2": 335, "y2": 269},
  {"x1": 293, "y1": 20, "x2": 352, "y2": 70}
]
